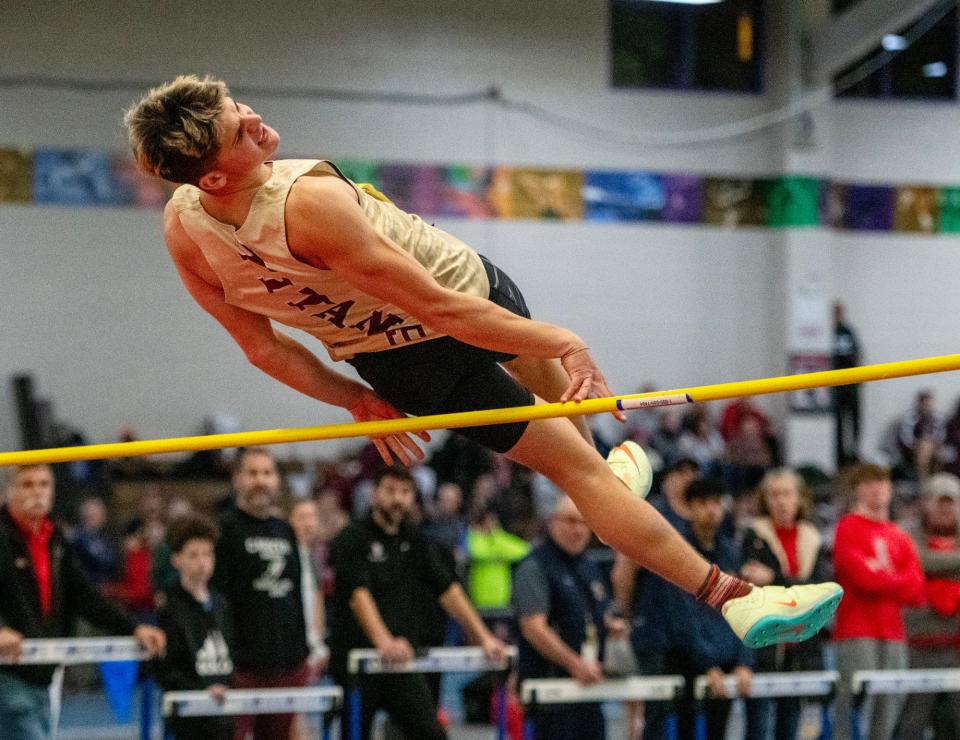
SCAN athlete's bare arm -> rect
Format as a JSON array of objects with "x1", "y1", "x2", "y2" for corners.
[
  {"x1": 284, "y1": 176, "x2": 617, "y2": 408},
  {"x1": 163, "y1": 203, "x2": 430, "y2": 465}
]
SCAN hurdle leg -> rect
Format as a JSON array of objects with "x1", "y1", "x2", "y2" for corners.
[
  {"x1": 694, "y1": 702, "x2": 707, "y2": 740},
  {"x1": 819, "y1": 701, "x2": 833, "y2": 740},
  {"x1": 664, "y1": 712, "x2": 679, "y2": 740},
  {"x1": 349, "y1": 684, "x2": 362, "y2": 740},
  {"x1": 321, "y1": 710, "x2": 332, "y2": 740},
  {"x1": 140, "y1": 677, "x2": 154, "y2": 740},
  {"x1": 496, "y1": 680, "x2": 508, "y2": 740}
]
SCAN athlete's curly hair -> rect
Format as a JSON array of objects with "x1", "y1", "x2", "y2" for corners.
[{"x1": 123, "y1": 74, "x2": 229, "y2": 186}]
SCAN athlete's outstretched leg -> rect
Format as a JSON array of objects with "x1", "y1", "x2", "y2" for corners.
[
  {"x1": 505, "y1": 400, "x2": 843, "y2": 648},
  {"x1": 506, "y1": 406, "x2": 713, "y2": 592}
]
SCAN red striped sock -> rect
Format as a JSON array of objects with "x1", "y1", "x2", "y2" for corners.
[{"x1": 695, "y1": 564, "x2": 753, "y2": 611}]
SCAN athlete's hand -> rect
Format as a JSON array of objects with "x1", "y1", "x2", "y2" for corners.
[
  {"x1": 559, "y1": 346, "x2": 625, "y2": 422},
  {"x1": 346, "y1": 388, "x2": 431, "y2": 466},
  {"x1": 705, "y1": 667, "x2": 728, "y2": 698},
  {"x1": 0, "y1": 627, "x2": 24, "y2": 660},
  {"x1": 207, "y1": 684, "x2": 228, "y2": 704},
  {"x1": 570, "y1": 657, "x2": 604, "y2": 686},
  {"x1": 376, "y1": 636, "x2": 415, "y2": 664},
  {"x1": 733, "y1": 665, "x2": 753, "y2": 697},
  {"x1": 479, "y1": 635, "x2": 508, "y2": 665},
  {"x1": 134, "y1": 625, "x2": 166, "y2": 657}
]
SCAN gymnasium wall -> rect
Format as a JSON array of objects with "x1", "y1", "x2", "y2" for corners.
[{"x1": 1, "y1": 0, "x2": 957, "y2": 466}]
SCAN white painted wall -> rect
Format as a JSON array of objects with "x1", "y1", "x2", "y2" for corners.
[{"x1": 1, "y1": 1, "x2": 958, "y2": 468}]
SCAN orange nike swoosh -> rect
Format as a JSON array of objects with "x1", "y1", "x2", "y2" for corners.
[
  {"x1": 618, "y1": 444, "x2": 639, "y2": 467},
  {"x1": 774, "y1": 599, "x2": 798, "y2": 607}
]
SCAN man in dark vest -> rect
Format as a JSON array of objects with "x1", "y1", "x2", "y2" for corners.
[{"x1": 512, "y1": 495, "x2": 629, "y2": 740}]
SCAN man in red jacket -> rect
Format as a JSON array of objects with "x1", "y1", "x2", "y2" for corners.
[{"x1": 832, "y1": 463, "x2": 925, "y2": 740}]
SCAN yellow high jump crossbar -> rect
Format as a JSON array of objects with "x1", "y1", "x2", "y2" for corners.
[{"x1": 2, "y1": 353, "x2": 960, "y2": 468}]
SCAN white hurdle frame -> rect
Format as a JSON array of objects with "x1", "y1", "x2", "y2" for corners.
[
  {"x1": 162, "y1": 686, "x2": 342, "y2": 740},
  {"x1": 851, "y1": 668, "x2": 960, "y2": 740},
  {"x1": 693, "y1": 670, "x2": 839, "y2": 740},
  {"x1": 0, "y1": 637, "x2": 149, "y2": 665},
  {"x1": 1, "y1": 637, "x2": 154, "y2": 740},
  {"x1": 521, "y1": 675, "x2": 684, "y2": 740},
  {"x1": 347, "y1": 646, "x2": 517, "y2": 740},
  {"x1": 162, "y1": 686, "x2": 343, "y2": 717}
]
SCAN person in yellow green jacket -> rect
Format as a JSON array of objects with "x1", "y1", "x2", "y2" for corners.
[{"x1": 467, "y1": 504, "x2": 531, "y2": 609}]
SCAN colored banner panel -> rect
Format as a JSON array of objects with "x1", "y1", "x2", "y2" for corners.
[
  {"x1": 33, "y1": 149, "x2": 131, "y2": 206},
  {"x1": 841, "y1": 184, "x2": 894, "y2": 231},
  {"x1": 583, "y1": 170, "x2": 664, "y2": 222},
  {"x1": 768, "y1": 176, "x2": 821, "y2": 228},
  {"x1": 893, "y1": 186, "x2": 938, "y2": 233},
  {"x1": 704, "y1": 178, "x2": 769, "y2": 227},
  {"x1": 489, "y1": 167, "x2": 583, "y2": 221},
  {"x1": 110, "y1": 156, "x2": 174, "y2": 209},
  {"x1": 661, "y1": 174, "x2": 704, "y2": 223},
  {"x1": 0, "y1": 148, "x2": 31, "y2": 203},
  {"x1": 336, "y1": 159, "x2": 380, "y2": 190},
  {"x1": 376, "y1": 164, "x2": 445, "y2": 216},
  {"x1": 939, "y1": 187, "x2": 960, "y2": 234},
  {"x1": 441, "y1": 165, "x2": 494, "y2": 219}
]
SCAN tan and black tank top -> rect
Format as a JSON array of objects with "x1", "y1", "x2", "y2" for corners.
[{"x1": 170, "y1": 159, "x2": 489, "y2": 360}]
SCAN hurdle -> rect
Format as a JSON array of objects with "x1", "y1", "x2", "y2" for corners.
[
  {"x1": 162, "y1": 686, "x2": 343, "y2": 740},
  {"x1": 851, "y1": 668, "x2": 960, "y2": 740},
  {"x1": 693, "y1": 670, "x2": 839, "y2": 740},
  {"x1": 0, "y1": 637, "x2": 150, "y2": 665},
  {"x1": 3, "y1": 637, "x2": 155, "y2": 740},
  {"x1": 347, "y1": 646, "x2": 517, "y2": 740},
  {"x1": 520, "y1": 675, "x2": 685, "y2": 740}
]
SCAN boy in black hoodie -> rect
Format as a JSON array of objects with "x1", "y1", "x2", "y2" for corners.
[{"x1": 157, "y1": 516, "x2": 234, "y2": 740}]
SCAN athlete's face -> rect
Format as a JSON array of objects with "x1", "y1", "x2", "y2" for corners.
[
  {"x1": 854, "y1": 479, "x2": 892, "y2": 521},
  {"x1": 372, "y1": 475, "x2": 415, "y2": 529},
  {"x1": 549, "y1": 497, "x2": 591, "y2": 556},
  {"x1": 208, "y1": 97, "x2": 279, "y2": 179},
  {"x1": 688, "y1": 496, "x2": 725, "y2": 540},
  {"x1": 763, "y1": 475, "x2": 801, "y2": 529},
  {"x1": 233, "y1": 452, "x2": 280, "y2": 518},
  {"x1": 6, "y1": 466, "x2": 54, "y2": 526},
  {"x1": 172, "y1": 538, "x2": 215, "y2": 586},
  {"x1": 289, "y1": 500, "x2": 321, "y2": 545}
]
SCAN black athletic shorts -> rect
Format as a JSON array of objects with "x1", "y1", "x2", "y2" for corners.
[{"x1": 347, "y1": 255, "x2": 535, "y2": 453}]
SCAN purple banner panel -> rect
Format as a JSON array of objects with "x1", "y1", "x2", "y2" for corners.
[
  {"x1": 893, "y1": 186, "x2": 938, "y2": 233},
  {"x1": 441, "y1": 165, "x2": 493, "y2": 219},
  {"x1": 0, "y1": 148, "x2": 31, "y2": 202},
  {"x1": 583, "y1": 170, "x2": 665, "y2": 222},
  {"x1": 661, "y1": 174, "x2": 704, "y2": 223},
  {"x1": 377, "y1": 164, "x2": 445, "y2": 217},
  {"x1": 842, "y1": 184, "x2": 895, "y2": 231},
  {"x1": 33, "y1": 149, "x2": 131, "y2": 206},
  {"x1": 110, "y1": 156, "x2": 174, "y2": 209}
]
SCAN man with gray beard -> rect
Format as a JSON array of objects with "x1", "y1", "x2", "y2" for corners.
[{"x1": 213, "y1": 447, "x2": 309, "y2": 740}]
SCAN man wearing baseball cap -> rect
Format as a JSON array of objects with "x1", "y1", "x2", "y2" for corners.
[{"x1": 899, "y1": 473, "x2": 960, "y2": 737}]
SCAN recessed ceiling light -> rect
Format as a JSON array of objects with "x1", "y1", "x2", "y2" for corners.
[
  {"x1": 881, "y1": 34, "x2": 908, "y2": 51},
  {"x1": 923, "y1": 61, "x2": 948, "y2": 77}
]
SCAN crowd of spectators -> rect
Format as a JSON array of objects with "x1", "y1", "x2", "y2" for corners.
[{"x1": 4, "y1": 390, "x2": 960, "y2": 739}]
